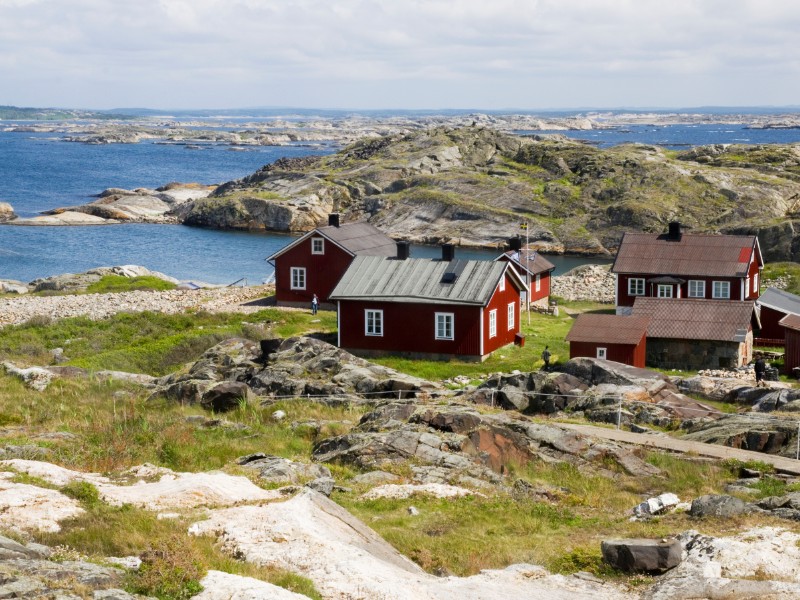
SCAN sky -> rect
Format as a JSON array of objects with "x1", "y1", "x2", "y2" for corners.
[{"x1": 0, "y1": 0, "x2": 798, "y2": 111}]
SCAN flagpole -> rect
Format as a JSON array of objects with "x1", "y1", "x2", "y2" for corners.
[{"x1": 526, "y1": 221, "x2": 531, "y2": 325}]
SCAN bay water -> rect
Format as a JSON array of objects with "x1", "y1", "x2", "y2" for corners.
[{"x1": 2, "y1": 121, "x2": 797, "y2": 285}]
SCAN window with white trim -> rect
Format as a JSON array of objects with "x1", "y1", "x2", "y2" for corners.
[
  {"x1": 435, "y1": 313, "x2": 454, "y2": 340},
  {"x1": 713, "y1": 281, "x2": 730, "y2": 299},
  {"x1": 499, "y1": 275, "x2": 505, "y2": 292},
  {"x1": 290, "y1": 267, "x2": 306, "y2": 290},
  {"x1": 753, "y1": 272, "x2": 759, "y2": 293},
  {"x1": 657, "y1": 284, "x2": 673, "y2": 298},
  {"x1": 688, "y1": 280, "x2": 705, "y2": 298},
  {"x1": 628, "y1": 278, "x2": 645, "y2": 296},
  {"x1": 507, "y1": 302, "x2": 515, "y2": 330},
  {"x1": 597, "y1": 347, "x2": 607, "y2": 359},
  {"x1": 365, "y1": 310, "x2": 383, "y2": 336},
  {"x1": 311, "y1": 237, "x2": 324, "y2": 254},
  {"x1": 489, "y1": 309, "x2": 497, "y2": 338},
  {"x1": 535, "y1": 273, "x2": 541, "y2": 292}
]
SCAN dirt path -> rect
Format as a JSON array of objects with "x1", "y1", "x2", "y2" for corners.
[{"x1": 561, "y1": 422, "x2": 800, "y2": 475}]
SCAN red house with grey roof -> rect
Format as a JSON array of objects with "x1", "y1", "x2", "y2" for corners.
[
  {"x1": 266, "y1": 214, "x2": 396, "y2": 308},
  {"x1": 329, "y1": 244, "x2": 528, "y2": 361},
  {"x1": 612, "y1": 222, "x2": 763, "y2": 315}
]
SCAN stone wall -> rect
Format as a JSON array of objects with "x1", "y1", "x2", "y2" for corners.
[{"x1": 646, "y1": 338, "x2": 747, "y2": 370}]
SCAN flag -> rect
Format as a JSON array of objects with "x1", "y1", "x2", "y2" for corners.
[{"x1": 520, "y1": 222, "x2": 528, "y2": 230}]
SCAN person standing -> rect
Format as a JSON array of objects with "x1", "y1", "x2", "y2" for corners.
[
  {"x1": 754, "y1": 354, "x2": 767, "y2": 385},
  {"x1": 541, "y1": 345, "x2": 551, "y2": 371},
  {"x1": 311, "y1": 294, "x2": 319, "y2": 315}
]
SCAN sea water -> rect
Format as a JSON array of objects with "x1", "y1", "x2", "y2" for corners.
[{"x1": 2, "y1": 121, "x2": 797, "y2": 284}]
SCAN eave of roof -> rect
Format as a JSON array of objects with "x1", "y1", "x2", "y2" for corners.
[{"x1": 756, "y1": 287, "x2": 800, "y2": 317}]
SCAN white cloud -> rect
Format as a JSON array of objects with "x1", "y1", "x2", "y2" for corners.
[{"x1": 0, "y1": 0, "x2": 797, "y2": 108}]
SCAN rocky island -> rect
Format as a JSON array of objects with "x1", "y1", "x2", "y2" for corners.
[{"x1": 6, "y1": 124, "x2": 800, "y2": 262}]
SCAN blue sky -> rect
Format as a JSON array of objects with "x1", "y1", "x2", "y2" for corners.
[{"x1": 1, "y1": 0, "x2": 798, "y2": 110}]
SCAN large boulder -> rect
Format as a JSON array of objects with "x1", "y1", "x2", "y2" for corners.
[
  {"x1": 201, "y1": 381, "x2": 254, "y2": 412},
  {"x1": 0, "y1": 202, "x2": 16, "y2": 222},
  {"x1": 689, "y1": 494, "x2": 750, "y2": 518},
  {"x1": 601, "y1": 538, "x2": 682, "y2": 573},
  {"x1": 681, "y1": 415, "x2": 797, "y2": 456},
  {"x1": 560, "y1": 357, "x2": 674, "y2": 389}
]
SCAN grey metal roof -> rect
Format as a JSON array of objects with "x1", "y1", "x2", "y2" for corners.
[
  {"x1": 612, "y1": 232, "x2": 760, "y2": 277},
  {"x1": 329, "y1": 255, "x2": 520, "y2": 305},
  {"x1": 756, "y1": 287, "x2": 800, "y2": 317},
  {"x1": 266, "y1": 221, "x2": 395, "y2": 261},
  {"x1": 565, "y1": 314, "x2": 650, "y2": 345},
  {"x1": 632, "y1": 297, "x2": 755, "y2": 342}
]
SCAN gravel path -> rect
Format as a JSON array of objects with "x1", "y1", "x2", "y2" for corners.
[{"x1": 0, "y1": 285, "x2": 275, "y2": 327}]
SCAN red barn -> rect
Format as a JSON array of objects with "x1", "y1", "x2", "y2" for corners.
[
  {"x1": 565, "y1": 314, "x2": 649, "y2": 367},
  {"x1": 612, "y1": 222, "x2": 763, "y2": 315},
  {"x1": 779, "y1": 314, "x2": 800, "y2": 375},
  {"x1": 497, "y1": 242, "x2": 555, "y2": 310},
  {"x1": 266, "y1": 215, "x2": 395, "y2": 308},
  {"x1": 329, "y1": 249, "x2": 528, "y2": 361},
  {"x1": 755, "y1": 287, "x2": 800, "y2": 344}
]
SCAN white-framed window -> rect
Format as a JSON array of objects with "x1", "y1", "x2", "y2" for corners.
[
  {"x1": 311, "y1": 237, "x2": 324, "y2": 254},
  {"x1": 753, "y1": 272, "x2": 759, "y2": 293},
  {"x1": 713, "y1": 281, "x2": 730, "y2": 299},
  {"x1": 535, "y1": 273, "x2": 541, "y2": 292},
  {"x1": 597, "y1": 347, "x2": 607, "y2": 359},
  {"x1": 290, "y1": 267, "x2": 306, "y2": 290},
  {"x1": 657, "y1": 284, "x2": 673, "y2": 298},
  {"x1": 507, "y1": 302, "x2": 515, "y2": 330},
  {"x1": 489, "y1": 309, "x2": 497, "y2": 338},
  {"x1": 365, "y1": 309, "x2": 383, "y2": 336},
  {"x1": 688, "y1": 280, "x2": 705, "y2": 298},
  {"x1": 499, "y1": 276, "x2": 506, "y2": 292},
  {"x1": 628, "y1": 278, "x2": 645, "y2": 296},
  {"x1": 520, "y1": 291, "x2": 528, "y2": 307},
  {"x1": 435, "y1": 312, "x2": 454, "y2": 340}
]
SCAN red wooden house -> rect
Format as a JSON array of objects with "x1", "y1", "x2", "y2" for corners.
[
  {"x1": 755, "y1": 287, "x2": 800, "y2": 344},
  {"x1": 266, "y1": 214, "x2": 396, "y2": 308},
  {"x1": 612, "y1": 222, "x2": 763, "y2": 315},
  {"x1": 497, "y1": 238, "x2": 555, "y2": 310},
  {"x1": 565, "y1": 314, "x2": 649, "y2": 367},
  {"x1": 329, "y1": 246, "x2": 528, "y2": 361}
]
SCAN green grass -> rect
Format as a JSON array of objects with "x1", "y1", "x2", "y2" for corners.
[
  {"x1": 763, "y1": 262, "x2": 800, "y2": 295},
  {"x1": 85, "y1": 275, "x2": 177, "y2": 294},
  {"x1": 0, "y1": 307, "x2": 336, "y2": 376}
]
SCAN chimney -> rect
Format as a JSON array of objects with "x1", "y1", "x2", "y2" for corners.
[
  {"x1": 508, "y1": 236, "x2": 523, "y2": 251},
  {"x1": 396, "y1": 241, "x2": 410, "y2": 260},
  {"x1": 668, "y1": 221, "x2": 681, "y2": 241},
  {"x1": 328, "y1": 213, "x2": 340, "y2": 227},
  {"x1": 441, "y1": 243, "x2": 455, "y2": 262}
]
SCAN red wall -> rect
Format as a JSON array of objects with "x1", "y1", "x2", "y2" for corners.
[
  {"x1": 337, "y1": 271, "x2": 522, "y2": 359},
  {"x1": 530, "y1": 272, "x2": 551, "y2": 303},
  {"x1": 784, "y1": 327, "x2": 800, "y2": 374},
  {"x1": 760, "y1": 306, "x2": 788, "y2": 340},
  {"x1": 617, "y1": 274, "x2": 749, "y2": 307},
  {"x1": 569, "y1": 339, "x2": 646, "y2": 368},
  {"x1": 745, "y1": 259, "x2": 761, "y2": 300},
  {"x1": 483, "y1": 272, "x2": 522, "y2": 354},
  {"x1": 274, "y1": 236, "x2": 353, "y2": 305},
  {"x1": 338, "y1": 300, "x2": 483, "y2": 357}
]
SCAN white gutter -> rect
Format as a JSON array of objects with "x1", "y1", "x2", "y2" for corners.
[
  {"x1": 479, "y1": 307, "x2": 484, "y2": 357},
  {"x1": 336, "y1": 301, "x2": 341, "y2": 348}
]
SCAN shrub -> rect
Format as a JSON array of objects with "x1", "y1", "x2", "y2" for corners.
[
  {"x1": 60, "y1": 481, "x2": 102, "y2": 508},
  {"x1": 126, "y1": 534, "x2": 205, "y2": 600}
]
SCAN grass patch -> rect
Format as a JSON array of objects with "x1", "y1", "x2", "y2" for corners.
[{"x1": 85, "y1": 275, "x2": 177, "y2": 294}]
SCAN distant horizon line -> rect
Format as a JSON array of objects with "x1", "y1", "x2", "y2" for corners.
[{"x1": 4, "y1": 103, "x2": 800, "y2": 115}]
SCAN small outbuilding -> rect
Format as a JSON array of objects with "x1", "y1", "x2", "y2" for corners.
[
  {"x1": 779, "y1": 314, "x2": 800, "y2": 376},
  {"x1": 632, "y1": 297, "x2": 756, "y2": 370},
  {"x1": 565, "y1": 314, "x2": 649, "y2": 367},
  {"x1": 496, "y1": 238, "x2": 555, "y2": 310},
  {"x1": 756, "y1": 287, "x2": 800, "y2": 344}
]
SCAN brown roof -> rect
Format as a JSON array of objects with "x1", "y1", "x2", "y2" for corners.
[
  {"x1": 632, "y1": 297, "x2": 754, "y2": 342},
  {"x1": 565, "y1": 314, "x2": 649, "y2": 345},
  {"x1": 267, "y1": 221, "x2": 396, "y2": 260},
  {"x1": 779, "y1": 313, "x2": 800, "y2": 332},
  {"x1": 611, "y1": 232, "x2": 760, "y2": 277},
  {"x1": 500, "y1": 249, "x2": 556, "y2": 276}
]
